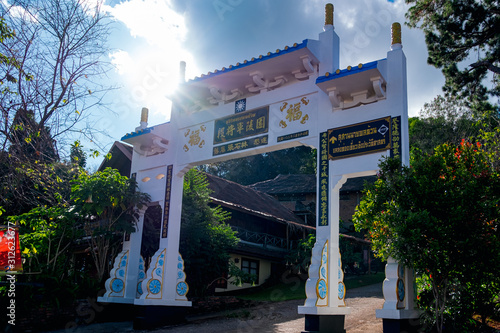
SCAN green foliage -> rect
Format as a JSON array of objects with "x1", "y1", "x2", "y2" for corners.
[
  {"x1": 227, "y1": 261, "x2": 258, "y2": 287},
  {"x1": 12, "y1": 206, "x2": 79, "y2": 277},
  {"x1": 71, "y1": 167, "x2": 150, "y2": 282},
  {"x1": 70, "y1": 140, "x2": 87, "y2": 168},
  {"x1": 286, "y1": 233, "x2": 316, "y2": 274},
  {"x1": 409, "y1": 95, "x2": 480, "y2": 154},
  {"x1": 0, "y1": 154, "x2": 78, "y2": 218},
  {"x1": 405, "y1": 0, "x2": 500, "y2": 104},
  {"x1": 6, "y1": 206, "x2": 87, "y2": 312},
  {"x1": 200, "y1": 146, "x2": 315, "y2": 185},
  {"x1": 180, "y1": 169, "x2": 238, "y2": 296},
  {"x1": 0, "y1": 0, "x2": 113, "y2": 159},
  {"x1": 286, "y1": 232, "x2": 371, "y2": 276},
  {"x1": 3, "y1": 166, "x2": 150, "y2": 318},
  {"x1": 354, "y1": 142, "x2": 500, "y2": 332}
]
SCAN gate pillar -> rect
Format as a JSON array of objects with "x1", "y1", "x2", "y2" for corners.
[
  {"x1": 98, "y1": 206, "x2": 146, "y2": 304},
  {"x1": 134, "y1": 165, "x2": 191, "y2": 307},
  {"x1": 298, "y1": 175, "x2": 350, "y2": 333}
]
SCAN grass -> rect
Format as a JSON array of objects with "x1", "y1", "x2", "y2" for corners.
[
  {"x1": 344, "y1": 272, "x2": 386, "y2": 289},
  {"x1": 237, "y1": 272, "x2": 385, "y2": 302}
]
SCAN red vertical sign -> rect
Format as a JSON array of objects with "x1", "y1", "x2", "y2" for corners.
[{"x1": 0, "y1": 227, "x2": 23, "y2": 272}]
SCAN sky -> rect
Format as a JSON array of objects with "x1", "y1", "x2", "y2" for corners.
[{"x1": 83, "y1": 0, "x2": 446, "y2": 167}]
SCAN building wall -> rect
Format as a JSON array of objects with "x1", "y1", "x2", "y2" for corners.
[
  {"x1": 215, "y1": 253, "x2": 272, "y2": 292},
  {"x1": 339, "y1": 192, "x2": 360, "y2": 231}
]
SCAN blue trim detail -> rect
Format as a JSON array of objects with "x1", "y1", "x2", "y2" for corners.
[
  {"x1": 121, "y1": 127, "x2": 154, "y2": 141},
  {"x1": 316, "y1": 60, "x2": 383, "y2": 84},
  {"x1": 187, "y1": 40, "x2": 310, "y2": 83}
]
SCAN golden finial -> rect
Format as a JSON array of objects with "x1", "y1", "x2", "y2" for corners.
[
  {"x1": 392, "y1": 22, "x2": 402, "y2": 45},
  {"x1": 325, "y1": 3, "x2": 334, "y2": 26},
  {"x1": 140, "y1": 107, "x2": 149, "y2": 123}
]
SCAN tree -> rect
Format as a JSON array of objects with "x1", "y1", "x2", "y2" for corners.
[
  {"x1": 405, "y1": 0, "x2": 500, "y2": 105},
  {"x1": 0, "y1": 153, "x2": 79, "y2": 217},
  {"x1": 353, "y1": 143, "x2": 500, "y2": 332},
  {"x1": 179, "y1": 169, "x2": 238, "y2": 296},
  {"x1": 70, "y1": 140, "x2": 86, "y2": 168},
  {"x1": 201, "y1": 146, "x2": 315, "y2": 185},
  {"x1": 409, "y1": 95, "x2": 479, "y2": 154},
  {"x1": 71, "y1": 167, "x2": 150, "y2": 283},
  {"x1": 0, "y1": 0, "x2": 113, "y2": 155}
]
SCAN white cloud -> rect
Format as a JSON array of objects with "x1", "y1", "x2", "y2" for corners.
[
  {"x1": 103, "y1": 0, "x2": 199, "y2": 121},
  {"x1": 106, "y1": 0, "x2": 186, "y2": 48},
  {"x1": 109, "y1": 49, "x2": 133, "y2": 75}
]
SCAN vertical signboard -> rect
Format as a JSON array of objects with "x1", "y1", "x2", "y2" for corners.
[
  {"x1": 0, "y1": 227, "x2": 23, "y2": 273},
  {"x1": 390, "y1": 116, "x2": 402, "y2": 160},
  {"x1": 162, "y1": 165, "x2": 173, "y2": 238},
  {"x1": 319, "y1": 132, "x2": 329, "y2": 226}
]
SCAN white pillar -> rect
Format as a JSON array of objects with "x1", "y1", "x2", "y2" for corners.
[
  {"x1": 298, "y1": 172, "x2": 350, "y2": 316},
  {"x1": 98, "y1": 207, "x2": 146, "y2": 304},
  {"x1": 135, "y1": 165, "x2": 191, "y2": 306}
]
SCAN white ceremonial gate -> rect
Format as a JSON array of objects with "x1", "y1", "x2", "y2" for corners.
[{"x1": 98, "y1": 4, "x2": 420, "y2": 332}]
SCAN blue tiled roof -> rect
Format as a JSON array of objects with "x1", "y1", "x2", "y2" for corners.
[
  {"x1": 316, "y1": 60, "x2": 382, "y2": 84},
  {"x1": 121, "y1": 127, "x2": 154, "y2": 141},
  {"x1": 187, "y1": 39, "x2": 310, "y2": 83}
]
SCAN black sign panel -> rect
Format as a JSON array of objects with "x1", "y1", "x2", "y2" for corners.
[
  {"x1": 328, "y1": 117, "x2": 391, "y2": 160},
  {"x1": 319, "y1": 132, "x2": 329, "y2": 226},
  {"x1": 213, "y1": 135, "x2": 268, "y2": 156},
  {"x1": 277, "y1": 130, "x2": 309, "y2": 143},
  {"x1": 162, "y1": 165, "x2": 173, "y2": 239},
  {"x1": 390, "y1": 116, "x2": 402, "y2": 160},
  {"x1": 213, "y1": 107, "x2": 269, "y2": 144}
]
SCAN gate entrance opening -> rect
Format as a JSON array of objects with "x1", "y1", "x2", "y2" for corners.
[{"x1": 98, "y1": 4, "x2": 419, "y2": 332}]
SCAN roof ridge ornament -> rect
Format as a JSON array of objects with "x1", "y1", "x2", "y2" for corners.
[
  {"x1": 391, "y1": 22, "x2": 402, "y2": 50},
  {"x1": 136, "y1": 107, "x2": 148, "y2": 131},
  {"x1": 208, "y1": 86, "x2": 242, "y2": 105},
  {"x1": 293, "y1": 55, "x2": 317, "y2": 80},
  {"x1": 324, "y1": 3, "x2": 334, "y2": 31},
  {"x1": 246, "y1": 71, "x2": 287, "y2": 93}
]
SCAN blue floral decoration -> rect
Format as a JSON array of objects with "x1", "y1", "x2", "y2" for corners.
[
  {"x1": 317, "y1": 279, "x2": 327, "y2": 299},
  {"x1": 338, "y1": 282, "x2": 345, "y2": 300},
  {"x1": 177, "y1": 282, "x2": 188, "y2": 296},
  {"x1": 178, "y1": 271, "x2": 183, "y2": 279},
  {"x1": 111, "y1": 278, "x2": 124, "y2": 293},
  {"x1": 118, "y1": 270, "x2": 125, "y2": 277},
  {"x1": 321, "y1": 267, "x2": 326, "y2": 279},
  {"x1": 398, "y1": 279, "x2": 405, "y2": 302},
  {"x1": 137, "y1": 282, "x2": 143, "y2": 295},
  {"x1": 177, "y1": 263, "x2": 183, "y2": 269},
  {"x1": 155, "y1": 268, "x2": 162, "y2": 276},
  {"x1": 149, "y1": 279, "x2": 161, "y2": 294},
  {"x1": 159, "y1": 259, "x2": 164, "y2": 266}
]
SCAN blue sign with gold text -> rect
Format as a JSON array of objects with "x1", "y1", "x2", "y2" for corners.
[
  {"x1": 328, "y1": 117, "x2": 391, "y2": 160},
  {"x1": 214, "y1": 107, "x2": 269, "y2": 144}
]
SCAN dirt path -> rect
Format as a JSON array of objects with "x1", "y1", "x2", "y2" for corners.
[
  {"x1": 44, "y1": 283, "x2": 384, "y2": 333},
  {"x1": 149, "y1": 283, "x2": 384, "y2": 333}
]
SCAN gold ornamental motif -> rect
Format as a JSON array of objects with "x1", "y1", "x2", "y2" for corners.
[{"x1": 392, "y1": 22, "x2": 402, "y2": 45}]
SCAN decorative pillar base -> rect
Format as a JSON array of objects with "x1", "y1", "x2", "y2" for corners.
[
  {"x1": 133, "y1": 305, "x2": 188, "y2": 330},
  {"x1": 97, "y1": 296, "x2": 135, "y2": 305},
  {"x1": 302, "y1": 314, "x2": 346, "y2": 333},
  {"x1": 382, "y1": 318, "x2": 424, "y2": 333},
  {"x1": 377, "y1": 309, "x2": 423, "y2": 333}
]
